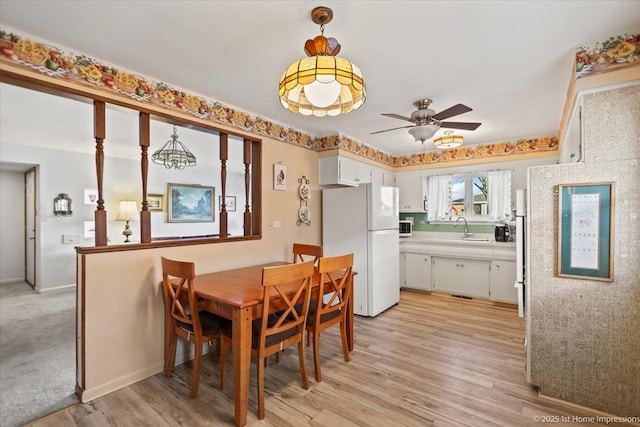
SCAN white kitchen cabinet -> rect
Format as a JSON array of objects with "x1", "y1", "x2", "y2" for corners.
[
  {"x1": 404, "y1": 252, "x2": 431, "y2": 291},
  {"x1": 371, "y1": 166, "x2": 395, "y2": 186},
  {"x1": 319, "y1": 155, "x2": 371, "y2": 186},
  {"x1": 396, "y1": 172, "x2": 426, "y2": 212},
  {"x1": 431, "y1": 257, "x2": 490, "y2": 298},
  {"x1": 490, "y1": 260, "x2": 518, "y2": 303}
]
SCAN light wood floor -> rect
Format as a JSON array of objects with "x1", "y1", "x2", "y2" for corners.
[{"x1": 30, "y1": 291, "x2": 622, "y2": 426}]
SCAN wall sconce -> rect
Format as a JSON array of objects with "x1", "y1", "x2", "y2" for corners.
[
  {"x1": 53, "y1": 193, "x2": 72, "y2": 216},
  {"x1": 116, "y1": 200, "x2": 138, "y2": 243}
]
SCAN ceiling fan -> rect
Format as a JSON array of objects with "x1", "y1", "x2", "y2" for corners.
[{"x1": 371, "y1": 99, "x2": 481, "y2": 143}]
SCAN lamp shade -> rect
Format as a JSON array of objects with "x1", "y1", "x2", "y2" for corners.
[
  {"x1": 279, "y1": 56, "x2": 366, "y2": 117},
  {"x1": 433, "y1": 131, "x2": 464, "y2": 149},
  {"x1": 408, "y1": 124, "x2": 439, "y2": 142},
  {"x1": 116, "y1": 201, "x2": 138, "y2": 222}
]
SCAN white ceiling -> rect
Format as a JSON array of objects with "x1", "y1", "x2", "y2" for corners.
[{"x1": 1, "y1": 1, "x2": 639, "y2": 157}]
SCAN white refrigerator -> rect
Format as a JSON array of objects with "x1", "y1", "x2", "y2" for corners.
[{"x1": 322, "y1": 184, "x2": 400, "y2": 317}]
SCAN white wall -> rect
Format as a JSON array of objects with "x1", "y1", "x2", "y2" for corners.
[{"x1": 0, "y1": 169, "x2": 25, "y2": 283}]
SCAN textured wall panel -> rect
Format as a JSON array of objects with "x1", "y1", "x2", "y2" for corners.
[{"x1": 529, "y1": 84, "x2": 639, "y2": 416}]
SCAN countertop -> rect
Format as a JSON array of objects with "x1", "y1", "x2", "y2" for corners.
[{"x1": 400, "y1": 232, "x2": 516, "y2": 261}]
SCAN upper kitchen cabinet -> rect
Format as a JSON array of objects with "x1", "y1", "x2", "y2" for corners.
[
  {"x1": 319, "y1": 154, "x2": 394, "y2": 187},
  {"x1": 396, "y1": 172, "x2": 426, "y2": 212},
  {"x1": 371, "y1": 166, "x2": 395, "y2": 186},
  {"x1": 320, "y1": 155, "x2": 361, "y2": 186}
]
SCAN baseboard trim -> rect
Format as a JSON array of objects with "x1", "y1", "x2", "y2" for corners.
[
  {"x1": 538, "y1": 392, "x2": 640, "y2": 426},
  {"x1": 0, "y1": 278, "x2": 24, "y2": 285},
  {"x1": 37, "y1": 284, "x2": 76, "y2": 293},
  {"x1": 77, "y1": 345, "x2": 213, "y2": 403},
  {"x1": 79, "y1": 362, "x2": 164, "y2": 402}
]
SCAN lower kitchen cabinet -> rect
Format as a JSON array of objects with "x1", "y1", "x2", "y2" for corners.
[
  {"x1": 432, "y1": 257, "x2": 490, "y2": 298},
  {"x1": 490, "y1": 260, "x2": 517, "y2": 303},
  {"x1": 403, "y1": 252, "x2": 431, "y2": 290}
]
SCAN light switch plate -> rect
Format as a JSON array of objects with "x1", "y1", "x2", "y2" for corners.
[{"x1": 62, "y1": 234, "x2": 82, "y2": 244}]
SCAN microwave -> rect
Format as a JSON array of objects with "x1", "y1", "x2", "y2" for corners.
[{"x1": 399, "y1": 220, "x2": 412, "y2": 237}]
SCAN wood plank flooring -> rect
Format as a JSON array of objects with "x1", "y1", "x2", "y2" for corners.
[{"x1": 29, "y1": 291, "x2": 628, "y2": 426}]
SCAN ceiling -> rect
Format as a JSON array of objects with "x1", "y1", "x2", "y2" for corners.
[{"x1": 1, "y1": 1, "x2": 639, "y2": 157}]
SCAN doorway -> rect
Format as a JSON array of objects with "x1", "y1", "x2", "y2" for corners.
[{"x1": 24, "y1": 167, "x2": 36, "y2": 288}]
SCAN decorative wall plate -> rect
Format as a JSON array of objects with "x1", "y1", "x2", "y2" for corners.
[
  {"x1": 298, "y1": 206, "x2": 311, "y2": 224},
  {"x1": 298, "y1": 183, "x2": 311, "y2": 200}
]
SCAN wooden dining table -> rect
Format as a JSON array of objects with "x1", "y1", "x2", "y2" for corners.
[{"x1": 191, "y1": 261, "x2": 354, "y2": 427}]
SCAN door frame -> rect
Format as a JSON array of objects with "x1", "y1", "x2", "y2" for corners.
[{"x1": 24, "y1": 167, "x2": 36, "y2": 289}]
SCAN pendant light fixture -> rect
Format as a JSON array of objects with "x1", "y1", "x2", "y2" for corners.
[
  {"x1": 433, "y1": 130, "x2": 464, "y2": 149},
  {"x1": 278, "y1": 6, "x2": 366, "y2": 117},
  {"x1": 151, "y1": 126, "x2": 196, "y2": 170}
]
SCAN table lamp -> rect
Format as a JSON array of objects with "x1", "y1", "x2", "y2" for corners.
[{"x1": 115, "y1": 201, "x2": 138, "y2": 243}]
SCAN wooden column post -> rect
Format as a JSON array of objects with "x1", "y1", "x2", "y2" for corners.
[
  {"x1": 93, "y1": 101, "x2": 107, "y2": 246},
  {"x1": 139, "y1": 112, "x2": 151, "y2": 243},
  {"x1": 219, "y1": 133, "x2": 228, "y2": 238},
  {"x1": 243, "y1": 138, "x2": 252, "y2": 236}
]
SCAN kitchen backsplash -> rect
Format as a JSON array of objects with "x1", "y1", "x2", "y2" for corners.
[{"x1": 399, "y1": 212, "x2": 496, "y2": 234}]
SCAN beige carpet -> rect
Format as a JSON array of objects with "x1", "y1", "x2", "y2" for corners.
[{"x1": 0, "y1": 281, "x2": 78, "y2": 427}]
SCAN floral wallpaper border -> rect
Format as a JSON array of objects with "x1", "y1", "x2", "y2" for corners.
[
  {"x1": 575, "y1": 32, "x2": 639, "y2": 78},
  {"x1": 5, "y1": 26, "x2": 623, "y2": 168}
]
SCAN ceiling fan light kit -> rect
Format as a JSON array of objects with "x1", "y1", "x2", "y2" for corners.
[
  {"x1": 372, "y1": 98, "x2": 481, "y2": 147},
  {"x1": 408, "y1": 124, "x2": 440, "y2": 143},
  {"x1": 278, "y1": 6, "x2": 366, "y2": 117}
]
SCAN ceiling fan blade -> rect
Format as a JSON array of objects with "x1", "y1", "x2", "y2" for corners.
[
  {"x1": 440, "y1": 121, "x2": 482, "y2": 131},
  {"x1": 370, "y1": 125, "x2": 415, "y2": 135},
  {"x1": 381, "y1": 113, "x2": 415, "y2": 123},
  {"x1": 432, "y1": 104, "x2": 472, "y2": 121}
]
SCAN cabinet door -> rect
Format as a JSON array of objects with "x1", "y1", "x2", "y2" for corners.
[
  {"x1": 371, "y1": 166, "x2": 384, "y2": 185},
  {"x1": 338, "y1": 157, "x2": 359, "y2": 186},
  {"x1": 396, "y1": 173, "x2": 426, "y2": 212},
  {"x1": 405, "y1": 253, "x2": 431, "y2": 290},
  {"x1": 432, "y1": 257, "x2": 490, "y2": 298},
  {"x1": 490, "y1": 260, "x2": 517, "y2": 303},
  {"x1": 357, "y1": 162, "x2": 372, "y2": 184}
]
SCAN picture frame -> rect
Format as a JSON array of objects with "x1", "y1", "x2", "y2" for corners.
[
  {"x1": 167, "y1": 183, "x2": 214, "y2": 223},
  {"x1": 147, "y1": 193, "x2": 164, "y2": 212},
  {"x1": 557, "y1": 182, "x2": 614, "y2": 282},
  {"x1": 219, "y1": 195, "x2": 236, "y2": 212},
  {"x1": 84, "y1": 188, "x2": 98, "y2": 205},
  {"x1": 274, "y1": 163, "x2": 286, "y2": 191}
]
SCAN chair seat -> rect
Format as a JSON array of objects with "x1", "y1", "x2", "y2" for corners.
[
  {"x1": 178, "y1": 311, "x2": 229, "y2": 336},
  {"x1": 221, "y1": 315, "x2": 298, "y2": 349}
]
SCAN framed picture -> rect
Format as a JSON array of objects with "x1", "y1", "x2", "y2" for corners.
[
  {"x1": 274, "y1": 163, "x2": 286, "y2": 191},
  {"x1": 84, "y1": 188, "x2": 98, "y2": 205},
  {"x1": 167, "y1": 183, "x2": 214, "y2": 223},
  {"x1": 147, "y1": 193, "x2": 164, "y2": 211},
  {"x1": 557, "y1": 182, "x2": 614, "y2": 281},
  {"x1": 219, "y1": 195, "x2": 236, "y2": 212}
]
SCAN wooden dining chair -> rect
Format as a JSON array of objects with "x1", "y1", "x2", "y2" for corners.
[
  {"x1": 292, "y1": 243, "x2": 323, "y2": 266},
  {"x1": 219, "y1": 260, "x2": 314, "y2": 420},
  {"x1": 307, "y1": 253, "x2": 354, "y2": 382},
  {"x1": 161, "y1": 256, "x2": 227, "y2": 399}
]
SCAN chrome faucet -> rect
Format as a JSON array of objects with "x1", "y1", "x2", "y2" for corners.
[{"x1": 455, "y1": 216, "x2": 469, "y2": 238}]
